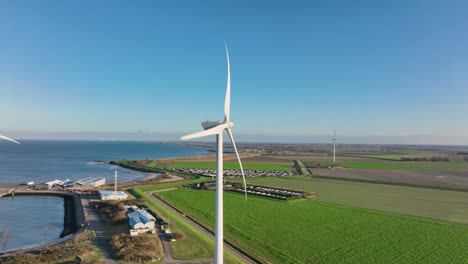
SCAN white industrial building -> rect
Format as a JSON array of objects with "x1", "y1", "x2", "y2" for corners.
[
  {"x1": 62, "y1": 177, "x2": 106, "y2": 189},
  {"x1": 99, "y1": 190, "x2": 128, "y2": 200},
  {"x1": 45, "y1": 179, "x2": 65, "y2": 189},
  {"x1": 75, "y1": 177, "x2": 106, "y2": 188},
  {"x1": 127, "y1": 208, "x2": 156, "y2": 236}
]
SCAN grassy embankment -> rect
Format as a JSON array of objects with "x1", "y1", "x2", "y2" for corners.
[
  {"x1": 230, "y1": 176, "x2": 468, "y2": 224},
  {"x1": 160, "y1": 188, "x2": 468, "y2": 264},
  {"x1": 127, "y1": 179, "x2": 243, "y2": 264},
  {"x1": 0, "y1": 231, "x2": 103, "y2": 264}
]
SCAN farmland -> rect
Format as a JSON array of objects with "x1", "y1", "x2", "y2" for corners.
[
  {"x1": 339, "y1": 160, "x2": 468, "y2": 171},
  {"x1": 311, "y1": 167, "x2": 468, "y2": 190},
  {"x1": 127, "y1": 179, "x2": 243, "y2": 264},
  {"x1": 159, "y1": 189, "x2": 468, "y2": 263},
  {"x1": 230, "y1": 176, "x2": 468, "y2": 224}
]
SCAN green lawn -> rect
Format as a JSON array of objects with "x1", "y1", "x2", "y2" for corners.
[
  {"x1": 128, "y1": 179, "x2": 242, "y2": 263},
  {"x1": 230, "y1": 176, "x2": 468, "y2": 224},
  {"x1": 340, "y1": 161, "x2": 468, "y2": 170},
  {"x1": 162, "y1": 161, "x2": 292, "y2": 171},
  {"x1": 160, "y1": 189, "x2": 468, "y2": 264}
]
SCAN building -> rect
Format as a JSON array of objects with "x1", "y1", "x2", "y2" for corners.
[
  {"x1": 127, "y1": 208, "x2": 156, "y2": 236},
  {"x1": 99, "y1": 190, "x2": 128, "y2": 200},
  {"x1": 45, "y1": 179, "x2": 65, "y2": 189},
  {"x1": 76, "y1": 177, "x2": 106, "y2": 188},
  {"x1": 63, "y1": 177, "x2": 106, "y2": 189}
]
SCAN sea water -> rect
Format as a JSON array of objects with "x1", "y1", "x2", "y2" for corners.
[{"x1": 0, "y1": 140, "x2": 210, "y2": 183}]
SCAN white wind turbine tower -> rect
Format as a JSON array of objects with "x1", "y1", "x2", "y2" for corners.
[
  {"x1": 332, "y1": 129, "x2": 336, "y2": 163},
  {"x1": 181, "y1": 43, "x2": 247, "y2": 264},
  {"x1": 0, "y1": 135, "x2": 20, "y2": 145}
]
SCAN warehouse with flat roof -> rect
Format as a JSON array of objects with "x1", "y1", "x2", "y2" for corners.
[{"x1": 99, "y1": 190, "x2": 128, "y2": 200}]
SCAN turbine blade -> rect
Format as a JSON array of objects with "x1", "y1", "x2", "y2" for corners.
[
  {"x1": 181, "y1": 124, "x2": 228, "y2": 140},
  {"x1": 226, "y1": 128, "x2": 247, "y2": 201},
  {"x1": 224, "y1": 41, "x2": 231, "y2": 121},
  {"x1": 0, "y1": 135, "x2": 20, "y2": 144}
]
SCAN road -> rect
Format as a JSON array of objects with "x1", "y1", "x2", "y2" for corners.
[
  {"x1": 80, "y1": 194, "x2": 117, "y2": 264},
  {"x1": 145, "y1": 190, "x2": 256, "y2": 264}
]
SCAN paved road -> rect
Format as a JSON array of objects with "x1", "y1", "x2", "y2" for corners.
[
  {"x1": 80, "y1": 195, "x2": 117, "y2": 264},
  {"x1": 146, "y1": 190, "x2": 256, "y2": 264}
]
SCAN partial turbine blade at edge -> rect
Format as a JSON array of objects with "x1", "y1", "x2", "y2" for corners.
[
  {"x1": 226, "y1": 128, "x2": 247, "y2": 201},
  {"x1": 224, "y1": 41, "x2": 231, "y2": 122},
  {"x1": 0, "y1": 135, "x2": 20, "y2": 144},
  {"x1": 181, "y1": 124, "x2": 228, "y2": 141}
]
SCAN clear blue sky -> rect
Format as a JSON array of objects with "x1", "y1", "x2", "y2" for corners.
[{"x1": 1, "y1": 0, "x2": 467, "y2": 144}]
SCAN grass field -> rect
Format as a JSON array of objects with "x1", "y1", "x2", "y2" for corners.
[
  {"x1": 230, "y1": 176, "x2": 468, "y2": 224},
  {"x1": 340, "y1": 151, "x2": 449, "y2": 161},
  {"x1": 127, "y1": 179, "x2": 242, "y2": 264},
  {"x1": 161, "y1": 161, "x2": 292, "y2": 171},
  {"x1": 340, "y1": 161, "x2": 468, "y2": 170},
  {"x1": 160, "y1": 189, "x2": 468, "y2": 263}
]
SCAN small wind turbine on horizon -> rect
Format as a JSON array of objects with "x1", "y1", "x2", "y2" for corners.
[
  {"x1": 0, "y1": 135, "x2": 20, "y2": 145},
  {"x1": 332, "y1": 129, "x2": 336, "y2": 164},
  {"x1": 181, "y1": 43, "x2": 247, "y2": 264}
]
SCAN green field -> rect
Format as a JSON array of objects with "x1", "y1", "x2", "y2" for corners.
[
  {"x1": 230, "y1": 176, "x2": 468, "y2": 224},
  {"x1": 128, "y1": 179, "x2": 242, "y2": 264},
  {"x1": 340, "y1": 161, "x2": 468, "y2": 170},
  {"x1": 341, "y1": 152, "x2": 449, "y2": 161},
  {"x1": 160, "y1": 189, "x2": 468, "y2": 263},
  {"x1": 161, "y1": 161, "x2": 292, "y2": 171}
]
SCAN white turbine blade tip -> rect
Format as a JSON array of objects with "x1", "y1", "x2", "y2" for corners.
[
  {"x1": 0, "y1": 135, "x2": 20, "y2": 144},
  {"x1": 224, "y1": 42, "x2": 231, "y2": 121},
  {"x1": 226, "y1": 128, "x2": 247, "y2": 201}
]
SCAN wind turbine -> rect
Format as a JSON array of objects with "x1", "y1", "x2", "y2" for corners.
[
  {"x1": 0, "y1": 135, "x2": 20, "y2": 145},
  {"x1": 181, "y1": 43, "x2": 247, "y2": 264},
  {"x1": 332, "y1": 129, "x2": 336, "y2": 164}
]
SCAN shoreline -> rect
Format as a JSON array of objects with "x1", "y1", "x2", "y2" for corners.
[{"x1": 0, "y1": 160, "x2": 179, "y2": 257}]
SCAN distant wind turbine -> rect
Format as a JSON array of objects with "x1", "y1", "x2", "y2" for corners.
[
  {"x1": 332, "y1": 129, "x2": 336, "y2": 163},
  {"x1": 0, "y1": 135, "x2": 20, "y2": 144},
  {"x1": 181, "y1": 43, "x2": 247, "y2": 264}
]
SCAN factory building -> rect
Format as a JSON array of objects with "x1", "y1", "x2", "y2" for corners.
[
  {"x1": 45, "y1": 179, "x2": 65, "y2": 189},
  {"x1": 99, "y1": 190, "x2": 128, "y2": 200},
  {"x1": 126, "y1": 207, "x2": 156, "y2": 236},
  {"x1": 75, "y1": 177, "x2": 106, "y2": 188},
  {"x1": 62, "y1": 177, "x2": 106, "y2": 189}
]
